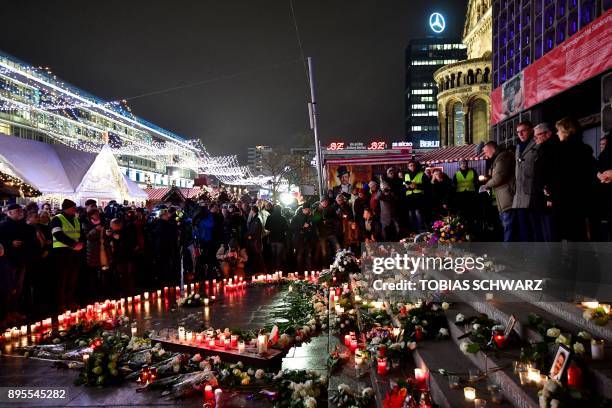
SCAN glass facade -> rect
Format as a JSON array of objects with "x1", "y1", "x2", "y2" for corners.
[
  {"x1": 492, "y1": 0, "x2": 607, "y2": 89},
  {"x1": 405, "y1": 38, "x2": 467, "y2": 149}
]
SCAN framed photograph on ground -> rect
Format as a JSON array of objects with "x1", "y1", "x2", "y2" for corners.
[
  {"x1": 503, "y1": 314, "x2": 517, "y2": 338},
  {"x1": 549, "y1": 344, "x2": 571, "y2": 380}
]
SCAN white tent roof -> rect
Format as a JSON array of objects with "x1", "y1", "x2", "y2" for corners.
[{"x1": 0, "y1": 134, "x2": 147, "y2": 202}]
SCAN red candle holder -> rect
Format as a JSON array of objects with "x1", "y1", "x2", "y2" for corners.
[
  {"x1": 377, "y1": 357, "x2": 388, "y2": 375},
  {"x1": 493, "y1": 333, "x2": 505, "y2": 348},
  {"x1": 415, "y1": 326, "x2": 424, "y2": 342},
  {"x1": 567, "y1": 364, "x2": 582, "y2": 389}
]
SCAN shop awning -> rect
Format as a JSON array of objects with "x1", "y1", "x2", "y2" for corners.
[
  {"x1": 418, "y1": 144, "x2": 485, "y2": 165},
  {"x1": 144, "y1": 187, "x2": 201, "y2": 201},
  {"x1": 324, "y1": 153, "x2": 414, "y2": 166}
]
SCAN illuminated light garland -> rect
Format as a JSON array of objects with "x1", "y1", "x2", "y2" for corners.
[{"x1": 0, "y1": 171, "x2": 41, "y2": 197}]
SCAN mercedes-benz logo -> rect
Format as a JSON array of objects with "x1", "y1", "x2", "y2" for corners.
[{"x1": 429, "y1": 12, "x2": 446, "y2": 34}]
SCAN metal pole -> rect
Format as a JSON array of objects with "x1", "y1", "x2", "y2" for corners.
[{"x1": 307, "y1": 57, "x2": 324, "y2": 200}]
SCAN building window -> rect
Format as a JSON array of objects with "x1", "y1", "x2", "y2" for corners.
[
  {"x1": 471, "y1": 99, "x2": 489, "y2": 145},
  {"x1": 453, "y1": 102, "x2": 465, "y2": 146}
]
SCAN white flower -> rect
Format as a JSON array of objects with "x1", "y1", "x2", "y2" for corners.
[
  {"x1": 455, "y1": 313, "x2": 465, "y2": 323},
  {"x1": 583, "y1": 310, "x2": 593, "y2": 320},
  {"x1": 546, "y1": 328, "x2": 561, "y2": 338},
  {"x1": 556, "y1": 334, "x2": 570, "y2": 345},
  {"x1": 577, "y1": 331, "x2": 591, "y2": 340},
  {"x1": 255, "y1": 369, "x2": 265, "y2": 379},
  {"x1": 304, "y1": 396, "x2": 317, "y2": 408},
  {"x1": 407, "y1": 341, "x2": 417, "y2": 350},
  {"x1": 439, "y1": 328, "x2": 449, "y2": 337},
  {"x1": 472, "y1": 323, "x2": 481, "y2": 331},
  {"x1": 438, "y1": 368, "x2": 447, "y2": 375},
  {"x1": 459, "y1": 341, "x2": 470, "y2": 355},
  {"x1": 274, "y1": 370, "x2": 284, "y2": 380},
  {"x1": 247, "y1": 368, "x2": 254, "y2": 376},
  {"x1": 211, "y1": 355, "x2": 221, "y2": 365},
  {"x1": 421, "y1": 320, "x2": 428, "y2": 326},
  {"x1": 338, "y1": 384, "x2": 351, "y2": 394},
  {"x1": 441, "y1": 302, "x2": 450, "y2": 310},
  {"x1": 573, "y1": 342, "x2": 585, "y2": 355}
]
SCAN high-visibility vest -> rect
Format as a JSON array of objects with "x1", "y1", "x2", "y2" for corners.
[
  {"x1": 455, "y1": 169, "x2": 476, "y2": 192},
  {"x1": 405, "y1": 172, "x2": 424, "y2": 195},
  {"x1": 52, "y1": 214, "x2": 81, "y2": 248}
]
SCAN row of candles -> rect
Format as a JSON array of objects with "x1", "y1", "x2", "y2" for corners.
[{"x1": 176, "y1": 326, "x2": 270, "y2": 355}]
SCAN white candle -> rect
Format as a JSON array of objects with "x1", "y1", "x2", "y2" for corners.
[
  {"x1": 131, "y1": 327, "x2": 137, "y2": 337},
  {"x1": 20, "y1": 325, "x2": 27, "y2": 336},
  {"x1": 196, "y1": 333, "x2": 203, "y2": 343},
  {"x1": 257, "y1": 334, "x2": 268, "y2": 354},
  {"x1": 527, "y1": 367, "x2": 540, "y2": 383},
  {"x1": 186, "y1": 330, "x2": 193, "y2": 342},
  {"x1": 238, "y1": 340, "x2": 245, "y2": 353},
  {"x1": 82, "y1": 353, "x2": 90, "y2": 363},
  {"x1": 144, "y1": 292, "x2": 149, "y2": 300},
  {"x1": 581, "y1": 301, "x2": 599, "y2": 309},
  {"x1": 178, "y1": 326, "x2": 186, "y2": 341},
  {"x1": 127, "y1": 296, "x2": 132, "y2": 303},
  {"x1": 591, "y1": 339, "x2": 605, "y2": 360},
  {"x1": 464, "y1": 387, "x2": 476, "y2": 401},
  {"x1": 214, "y1": 388, "x2": 222, "y2": 406},
  {"x1": 204, "y1": 298, "x2": 209, "y2": 306}
]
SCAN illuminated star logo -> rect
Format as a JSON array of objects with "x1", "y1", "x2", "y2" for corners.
[{"x1": 429, "y1": 13, "x2": 446, "y2": 34}]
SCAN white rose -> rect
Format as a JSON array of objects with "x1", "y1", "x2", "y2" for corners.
[
  {"x1": 439, "y1": 328, "x2": 449, "y2": 337},
  {"x1": 304, "y1": 396, "x2": 317, "y2": 408},
  {"x1": 362, "y1": 387, "x2": 374, "y2": 397},
  {"x1": 472, "y1": 323, "x2": 481, "y2": 331},
  {"x1": 338, "y1": 384, "x2": 351, "y2": 393},
  {"x1": 577, "y1": 331, "x2": 591, "y2": 340},
  {"x1": 255, "y1": 369, "x2": 265, "y2": 379},
  {"x1": 556, "y1": 334, "x2": 570, "y2": 345},
  {"x1": 546, "y1": 328, "x2": 561, "y2": 338},
  {"x1": 441, "y1": 302, "x2": 450, "y2": 310},
  {"x1": 573, "y1": 342, "x2": 585, "y2": 355},
  {"x1": 455, "y1": 313, "x2": 465, "y2": 323},
  {"x1": 459, "y1": 341, "x2": 470, "y2": 354},
  {"x1": 583, "y1": 310, "x2": 593, "y2": 320}
]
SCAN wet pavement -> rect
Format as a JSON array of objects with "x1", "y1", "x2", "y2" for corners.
[{"x1": 0, "y1": 284, "x2": 331, "y2": 407}]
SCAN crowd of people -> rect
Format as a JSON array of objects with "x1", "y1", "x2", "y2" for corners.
[{"x1": 1, "y1": 117, "x2": 610, "y2": 329}]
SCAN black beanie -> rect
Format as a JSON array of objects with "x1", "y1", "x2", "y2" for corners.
[{"x1": 61, "y1": 199, "x2": 77, "y2": 210}]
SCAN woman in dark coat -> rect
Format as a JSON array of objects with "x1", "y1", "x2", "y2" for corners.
[{"x1": 554, "y1": 117, "x2": 597, "y2": 241}]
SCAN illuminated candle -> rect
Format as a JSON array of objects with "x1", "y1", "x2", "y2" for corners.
[
  {"x1": 3, "y1": 330, "x2": 10, "y2": 340},
  {"x1": 463, "y1": 387, "x2": 476, "y2": 401},
  {"x1": 127, "y1": 296, "x2": 132, "y2": 303},
  {"x1": 156, "y1": 289, "x2": 161, "y2": 297},
  {"x1": 82, "y1": 353, "x2": 90, "y2": 363},
  {"x1": 58, "y1": 315, "x2": 65, "y2": 324},
  {"x1": 178, "y1": 326, "x2": 186, "y2": 341},
  {"x1": 208, "y1": 339, "x2": 215, "y2": 348},
  {"x1": 527, "y1": 367, "x2": 540, "y2": 383},
  {"x1": 204, "y1": 297, "x2": 209, "y2": 306},
  {"x1": 344, "y1": 334, "x2": 351, "y2": 347},
  {"x1": 257, "y1": 334, "x2": 268, "y2": 354},
  {"x1": 519, "y1": 370, "x2": 529, "y2": 385},
  {"x1": 350, "y1": 338, "x2": 358, "y2": 352},
  {"x1": 30, "y1": 324, "x2": 36, "y2": 333},
  {"x1": 377, "y1": 357, "x2": 387, "y2": 375},
  {"x1": 238, "y1": 340, "x2": 245, "y2": 353},
  {"x1": 214, "y1": 389, "x2": 222, "y2": 406},
  {"x1": 493, "y1": 333, "x2": 505, "y2": 348},
  {"x1": 186, "y1": 330, "x2": 193, "y2": 342},
  {"x1": 196, "y1": 333, "x2": 203, "y2": 343},
  {"x1": 134, "y1": 295, "x2": 141, "y2": 302},
  {"x1": 163, "y1": 286, "x2": 169, "y2": 294},
  {"x1": 224, "y1": 338, "x2": 230, "y2": 349},
  {"x1": 415, "y1": 368, "x2": 428, "y2": 388},
  {"x1": 131, "y1": 327, "x2": 137, "y2": 337},
  {"x1": 415, "y1": 326, "x2": 423, "y2": 341},
  {"x1": 144, "y1": 292, "x2": 149, "y2": 300},
  {"x1": 591, "y1": 339, "x2": 605, "y2": 360},
  {"x1": 335, "y1": 304, "x2": 344, "y2": 315},
  {"x1": 602, "y1": 304, "x2": 611, "y2": 314},
  {"x1": 231, "y1": 335, "x2": 238, "y2": 347},
  {"x1": 204, "y1": 384, "x2": 214, "y2": 401},
  {"x1": 581, "y1": 301, "x2": 599, "y2": 309},
  {"x1": 20, "y1": 325, "x2": 27, "y2": 336}
]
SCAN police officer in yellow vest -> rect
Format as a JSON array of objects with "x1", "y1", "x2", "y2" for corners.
[
  {"x1": 404, "y1": 160, "x2": 429, "y2": 232},
  {"x1": 51, "y1": 199, "x2": 83, "y2": 311},
  {"x1": 453, "y1": 159, "x2": 479, "y2": 219}
]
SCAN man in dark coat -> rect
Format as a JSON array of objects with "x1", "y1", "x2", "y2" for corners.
[
  {"x1": 482, "y1": 142, "x2": 516, "y2": 242},
  {"x1": 512, "y1": 121, "x2": 539, "y2": 241},
  {"x1": 265, "y1": 205, "x2": 289, "y2": 271},
  {"x1": 291, "y1": 205, "x2": 316, "y2": 272},
  {"x1": 532, "y1": 123, "x2": 560, "y2": 241}
]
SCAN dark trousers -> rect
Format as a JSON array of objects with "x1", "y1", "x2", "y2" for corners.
[
  {"x1": 115, "y1": 262, "x2": 135, "y2": 297},
  {"x1": 531, "y1": 210, "x2": 557, "y2": 242},
  {"x1": 499, "y1": 210, "x2": 515, "y2": 242},
  {"x1": 53, "y1": 248, "x2": 81, "y2": 312},
  {"x1": 269, "y1": 242, "x2": 285, "y2": 271},
  {"x1": 296, "y1": 242, "x2": 313, "y2": 272},
  {"x1": 515, "y1": 208, "x2": 533, "y2": 242}
]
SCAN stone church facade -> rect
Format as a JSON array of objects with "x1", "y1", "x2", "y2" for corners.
[{"x1": 434, "y1": 0, "x2": 493, "y2": 147}]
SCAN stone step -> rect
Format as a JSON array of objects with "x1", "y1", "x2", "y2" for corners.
[
  {"x1": 444, "y1": 303, "x2": 540, "y2": 408},
  {"x1": 412, "y1": 337, "x2": 514, "y2": 408},
  {"x1": 426, "y1": 267, "x2": 612, "y2": 399}
]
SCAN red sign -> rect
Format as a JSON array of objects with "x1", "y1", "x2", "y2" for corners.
[{"x1": 491, "y1": 10, "x2": 612, "y2": 124}]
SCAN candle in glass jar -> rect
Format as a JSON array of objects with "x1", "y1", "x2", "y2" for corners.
[
  {"x1": 131, "y1": 327, "x2": 137, "y2": 337},
  {"x1": 214, "y1": 389, "x2": 222, "y2": 406},
  {"x1": 3, "y1": 330, "x2": 10, "y2": 340},
  {"x1": 231, "y1": 335, "x2": 238, "y2": 348},
  {"x1": 224, "y1": 338, "x2": 230, "y2": 349},
  {"x1": 83, "y1": 353, "x2": 90, "y2": 363},
  {"x1": 238, "y1": 340, "x2": 245, "y2": 353},
  {"x1": 463, "y1": 387, "x2": 476, "y2": 401},
  {"x1": 208, "y1": 339, "x2": 215, "y2": 348},
  {"x1": 144, "y1": 292, "x2": 149, "y2": 300},
  {"x1": 527, "y1": 367, "x2": 540, "y2": 383},
  {"x1": 414, "y1": 368, "x2": 428, "y2": 387},
  {"x1": 204, "y1": 384, "x2": 214, "y2": 401},
  {"x1": 186, "y1": 331, "x2": 193, "y2": 342},
  {"x1": 377, "y1": 357, "x2": 387, "y2": 375},
  {"x1": 591, "y1": 339, "x2": 604, "y2": 360},
  {"x1": 344, "y1": 334, "x2": 351, "y2": 346},
  {"x1": 178, "y1": 326, "x2": 186, "y2": 341},
  {"x1": 257, "y1": 334, "x2": 268, "y2": 354},
  {"x1": 350, "y1": 338, "x2": 358, "y2": 352},
  {"x1": 20, "y1": 325, "x2": 27, "y2": 336}
]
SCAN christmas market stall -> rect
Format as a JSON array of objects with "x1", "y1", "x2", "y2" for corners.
[{"x1": 0, "y1": 135, "x2": 147, "y2": 207}]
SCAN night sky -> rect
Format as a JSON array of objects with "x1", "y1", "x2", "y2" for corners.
[{"x1": 1, "y1": 0, "x2": 467, "y2": 158}]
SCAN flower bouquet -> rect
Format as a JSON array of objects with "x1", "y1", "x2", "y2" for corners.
[{"x1": 429, "y1": 216, "x2": 469, "y2": 244}]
